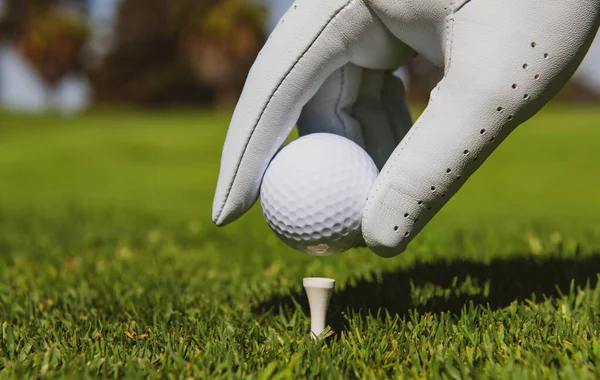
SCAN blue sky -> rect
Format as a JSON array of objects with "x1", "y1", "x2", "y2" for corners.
[{"x1": 89, "y1": 0, "x2": 121, "y2": 20}]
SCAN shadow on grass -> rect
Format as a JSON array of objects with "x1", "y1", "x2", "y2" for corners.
[{"x1": 253, "y1": 253, "x2": 600, "y2": 332}]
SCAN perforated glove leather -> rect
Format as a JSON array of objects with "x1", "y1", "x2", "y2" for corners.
[{"x1": 212, "y1": 0, "x2": 600, "y2": 257}]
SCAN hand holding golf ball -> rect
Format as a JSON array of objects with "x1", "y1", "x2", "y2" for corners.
[
  {"x1": 213, "y1": 0, "x2": 599, "y2": 257},
  {"x1": 260, "y1": 133, "x2": 378, "y2": 256}
]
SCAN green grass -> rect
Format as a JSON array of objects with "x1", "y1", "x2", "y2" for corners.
[{"x1": 1, "y1": 105, "x2": 600, "y2": 378}]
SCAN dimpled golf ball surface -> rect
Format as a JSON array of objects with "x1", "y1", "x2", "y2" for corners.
[{"x1": 260, "y1": 133, "x2": 379, "y2": 256}]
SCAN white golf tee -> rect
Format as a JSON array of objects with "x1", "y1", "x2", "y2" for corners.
[{"x1": 303, "y1": 277, "x2": 335, "y2": 338}]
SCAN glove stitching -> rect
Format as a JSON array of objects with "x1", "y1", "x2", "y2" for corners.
[
  {"x1": 454, "y1": 0, "x2": 472, "y2": 12},
  {"x1": 365, "y1": 3, "x2": 462, "y2": 244},
  {"x1": 444, "y1": 0, "x2": 455, "y2": 75},
  {"x1": 363, "y1": 101, "x2": 434, "y2": 229},
  {"x1": 381, "y1": 72, "x2": 395, "y2": 144},
  {"x1": 382, "y1": 71, "x2": 408, "y2": 144},
  {"x1": 383, "y1": 74, "x2": 412, "y2": 144},
  {"x1": 334, "y1": 65, "x2": 349, "y2": 137},
  {"x1": 214, "y1": 0, "x2": 356, "y2": 223},
  {"x1": 445, "y1": 0, "x2": 470, "y2": 74},
  {"x1": 364, "y1": 54, "x2": 454, "y2": 238}
]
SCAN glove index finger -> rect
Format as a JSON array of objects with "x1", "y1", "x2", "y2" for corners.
[
  {"x1": 213, "y1": 0, "x2": 389, "y2": 226},
  {"x1": 362, "y1": 0, "x2": 598, "y2": 257}
]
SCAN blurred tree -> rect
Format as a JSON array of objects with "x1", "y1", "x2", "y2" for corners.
[
  {"x1": 94, "y1": 0, "x2": 266, "y2": 107},
  {"x1": 0, "y1": 0, "x2": 90, "y2": 85},
  {"x1": 182, "y1": 0, "x2": 265, "y2": 106},
  {"x1": 403, "y1": 56, "x2": 444, "y2": 103},
  {"x1": 554, "y1": 79, "x2": 600, "y2": 103}
]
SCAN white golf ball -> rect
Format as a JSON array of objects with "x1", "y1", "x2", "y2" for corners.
[{"x1": 260, "y1": 133, "x2": 379, "y2": 256}]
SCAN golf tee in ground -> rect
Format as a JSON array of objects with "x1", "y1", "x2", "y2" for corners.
[{"x1": 303, "y1": 277, "x2": 335, "y2": 338}]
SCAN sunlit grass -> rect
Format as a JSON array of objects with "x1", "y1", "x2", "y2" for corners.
[{"x1": 1, "y1": 105, "x2": 600, "y2": 378}]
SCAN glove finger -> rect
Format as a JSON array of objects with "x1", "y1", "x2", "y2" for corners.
[
  {"x1": 362, "y1": 0, "x2": 599, "y2": 257},
  {"x1": 297, "y1": 63, "x2": 365, "y2": 147},
  {"x1": 381, "y1": 72, "x2": 413, "y2": 146},
  {"x1": 352, "y1": 69, "x2": 413, "y2": 169},
  {"x1": 212, "y1": 0, "x2": 405, "y2": 226},
  {"x1": 298, "y1": 66, "x2": 413, "y2": 171}
]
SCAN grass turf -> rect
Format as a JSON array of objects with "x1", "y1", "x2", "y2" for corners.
[{"x1": 1, "y1": 105, "x2": 600, "y2": 378}]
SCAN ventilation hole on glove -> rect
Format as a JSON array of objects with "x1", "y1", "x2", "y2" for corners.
[
  {"x1": 404, "y1": 213, "x2": 409, "y2": 218},
  {"x1": 404, "y1": 231, "x2": 410, "y2": 237},
  {"x1": 535, "y1": 74, "x2": 541, "y2": 80},
  {"x1": 480, "y1": 129, "x2": 487, "y2": 134},
  {"x1": 464, "y1": 149, "x2": 470, "y2": 155},
  {"x1": 294, "y1": 4, "x2": 297, "y2": 9},
  {"x1": 394, "y1": 226, "x2": 399, "y2": 232},
  {"x1": 417, "y1": 200, "x2": 423, "y2": 205},
  {"x1": 523, "y1": 64, "x2": 529, "y2": 69},
  {"x1": 431, "y1": 186, "x2": 436, "y2": 191},
  {"x1": 473, "y1": 156, "x2": 478, "y2": 162},
  {"x1": 446, "y1": 168, "x2": 452, "y2": 173},
  {"x1": 512, "y1": 84, "x2": 518, "y2": 89},
  {"x1": 441, "y1": 193, "x2": 446, "y2": 198},
  {"x1": 508, "y1": 115, "x2": 514, "y2": 120},
  {"x1": 457, "y1": 176, "x2": 462, "y2": 180},
  {"x1": 524, "y1": 94, "x2": 530, "y2": 99},
  {"x1": 544, "y1": 53, "x2": 549, "y2": 59},
  {"x1": 531, "y1": 42, "x2": 537, "y2": 48},
  {"x1": 497, "y1": 107, "x2": 503, "y2": 112},
  {"x1": 490, "y1": 137, "x2": 496, "y2": 142}
]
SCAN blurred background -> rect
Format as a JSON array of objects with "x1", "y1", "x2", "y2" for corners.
[
  {"x1": 0, "y1": 0, "x2": 598, "y2": 114},
  {"x1": 0, "y1": 0, "x2": 599, "y2": 232},
  {"x1": 2, "y1": 3, "x2": 600, "y2": 376}
]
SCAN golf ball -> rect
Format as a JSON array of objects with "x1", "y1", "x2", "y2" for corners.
[{"x1": 260, "y1": 133, "x2": 378, "y2": 256}]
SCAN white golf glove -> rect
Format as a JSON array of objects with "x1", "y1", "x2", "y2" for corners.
[{"x1": 212, "y1": 0, "x2": 600, "y2": 257}]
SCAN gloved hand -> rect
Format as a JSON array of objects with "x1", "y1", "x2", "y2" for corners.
[{"x1": 212, "y1": 0, "x2": 600, "y2": 257}]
